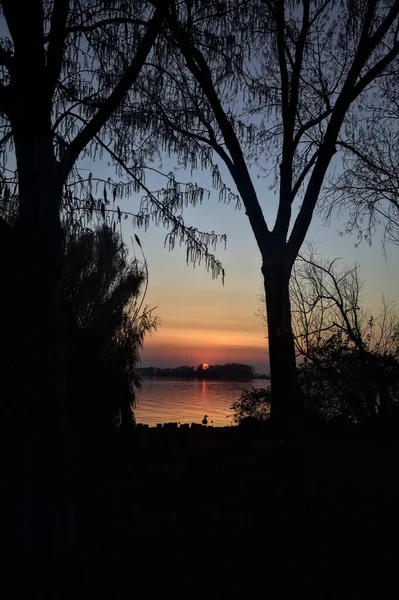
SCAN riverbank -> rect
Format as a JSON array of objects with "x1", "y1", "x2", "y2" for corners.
[{"x1": 79, "y1": 419, "x2": 399, "y2": 597}]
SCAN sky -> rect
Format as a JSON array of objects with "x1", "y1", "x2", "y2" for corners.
[
  {"x1": 110, "y1": 155, "x2": 399, "y2": 375},
  {"x1": 1, "y1": 15, "x2": 398, "y2": 376}
]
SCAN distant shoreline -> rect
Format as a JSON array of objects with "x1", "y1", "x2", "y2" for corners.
[
  {"x1": 137, "y1": 363, "x2": 270, "y2": 380},
  {"x1": 140, "y1": 374, "x2": 271, "y2": 381}
]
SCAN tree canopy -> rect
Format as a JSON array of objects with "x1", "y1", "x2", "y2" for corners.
[
  {"x1": 0, "y1": 0, "x2": 225, "y2": 277},
  {"x1": 321, "y1": 66, "x2": 399, "y2": 250},
  {"x1": 63, "y1": 223, "x2": 158, "y2": 436}
]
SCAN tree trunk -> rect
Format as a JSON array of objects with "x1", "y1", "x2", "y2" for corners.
[
  {"x1": 0, "y1": 136, "x2": 78, "y2": 559},
  {"x1": 262, "y1": 258, "x2": 303, "y2": 425}
]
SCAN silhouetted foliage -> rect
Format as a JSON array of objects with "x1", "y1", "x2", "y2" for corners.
[
  {"x1": 139, "y1": 362, "x2": 255, "y2": 378},
  {"x1": 63, "y1": 224, "x2": 157, "y2": 438},
  {"x1": 299, "y1": 335, "x2": 399, "y2": 424},
  {"x1": 230, "y1": 387, "x2": 272, "y2": 425},
  {"x1": 197, "y1": 363, "x2": 255, "y2": 379},
  {"x1": 256, "y1": 245, "x2": 399, "y2": 422},
  {"x1": 149, "y1": 365, "x2": 197, "y2": 377},
  {"x1": 291, "y1": 246, "x2": 399, "y2": 359},
  {"x1": 321, "y1": 70, "x2": 399, "y2": 251},
  {"x1": 0, "y1": 1, "x2": 226, "y2": 279},
  {"x1": 289, "y1": 247, "x2": 399, "y2": 421},
  {"x1": 231, "y1": 345, "x2": 399, "y2": 426},
  {"x1": 0, "y1": 178, "x2": 157, "y2": 435}
]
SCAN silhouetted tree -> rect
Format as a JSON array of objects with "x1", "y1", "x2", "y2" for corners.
[
  {"x1": 0, "y1": 0, "x2": 166, "y2": 559},
  {"x1": 137, "y1": 0, "x2": 399, "y2": 424},
  {"x1": 298, "y1": 335, "x2": 399, "y2": 423},
  {"x1": 63, "y1": 224, "x2": 157, "y2": 440},
  {"x1": 143, "y1": 362, "x2": 255, "y2": 378},
  {"x1": 290, "y1": 246, "x2": 399, "y2": 419},
  {"x1": 0, "y1": 0, "x2": 226, "y2": 558},
  {"x1": 196, "y1": 362, "x2": 255, "y2": 379},
  {"x1": 259, "y1": 244, "x2": 399, "y2": 419},
  {"x1": 321, "y1": 69, "x2": 399, "y2": 251},
  {"x1": 290, "y1": 245, "x2": 399, "y2": 361},
  {"x1": 230, "y1": 386, "x2": 272, "y2": 425}
]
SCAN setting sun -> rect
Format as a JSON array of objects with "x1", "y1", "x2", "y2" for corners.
[{"x1": 201, "y1": 363, "x2": 209, "y2": 370}]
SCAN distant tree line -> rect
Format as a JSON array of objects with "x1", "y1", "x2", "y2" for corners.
[{"x1": 138, "y1": 363, "x2": 256, "y2": 379}]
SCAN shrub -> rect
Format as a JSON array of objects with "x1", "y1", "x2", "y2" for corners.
[
  {"x1": 63, "y1": 225, "x2": 157, "y2": 439},
  {"x1": 298, "y1": 335, "x2": 399, "y2": 424},
  {"x1": 230, "y1": 386, "x2": 271, "y2": 425}
]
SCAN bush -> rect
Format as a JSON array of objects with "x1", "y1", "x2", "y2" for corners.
[
  {"x1": 299, "y1": 335, "x2": 399, "y2": 424},
  {"x1": 63, "y1": 225, "x2": 157, "y2": 439},
  {"x1": 230, "y1": 386, "x2": 271, "y2": 425},
  {"x1": 231, "y1": 336, "x2": 399, "y2": 428}
]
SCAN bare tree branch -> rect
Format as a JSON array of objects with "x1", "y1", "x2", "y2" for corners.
[
  {"x1": 164, "y1": 10, "x2": 270, "y2": 251},
  {"x1": 63, "y1": 3, "x2": 168, "y2": 175}
]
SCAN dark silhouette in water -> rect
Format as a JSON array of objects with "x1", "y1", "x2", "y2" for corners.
[
  {"x1": 138, "y1": 362, "x2": 256, "y2": 379},
  {"x1": 202, "y1": 415, "x2": 208, "y2": 425}
]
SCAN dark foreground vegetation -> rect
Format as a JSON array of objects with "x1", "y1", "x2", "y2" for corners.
[
  {"x1": 54, "y1": 413, "x2": 396, "y2": 597},
  {"x1": 2, "y1": 416, "x2": 397, "y2": 599}
]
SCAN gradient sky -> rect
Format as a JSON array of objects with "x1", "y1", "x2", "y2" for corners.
[
  {"x1": 109, "y1": 155, "x2": 399, "y2": 374},
  {"x1": 1, "y1": 15, "x2": 397, "y2": 376}
]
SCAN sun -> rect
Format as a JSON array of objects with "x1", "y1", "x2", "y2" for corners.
[{"x1": 201, "y1": 363, "x2": 209, "y2": 370}]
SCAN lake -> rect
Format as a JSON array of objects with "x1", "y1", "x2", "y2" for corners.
[{"x1": 134, "y1": 377, "x2": 270, "y2": 427}]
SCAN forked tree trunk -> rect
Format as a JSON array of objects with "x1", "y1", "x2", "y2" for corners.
[{"x1": 262, "y1": 258, "x2": 303, "y2": 425}]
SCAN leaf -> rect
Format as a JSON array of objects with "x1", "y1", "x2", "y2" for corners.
[
  {"x1": 101, "y1": 202, "x2": 105, "y2": 220},
  {"x1": 117, "y1": 206, "x2": 121, "y2": 221},
  {"x1": 134, "y1": 234, "x2": 142, "y2": 247}
]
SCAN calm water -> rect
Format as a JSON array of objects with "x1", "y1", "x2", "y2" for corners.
[{"x1": 135, "y1": 377, "x2": 270, "y2": 427}]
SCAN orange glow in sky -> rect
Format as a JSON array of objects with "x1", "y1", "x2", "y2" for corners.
[
  {"x1": 124, "y1": 158, "x2": 399, "y2": 376},
  {"x1": 142, "y1": 323, "x2": 269, "y2": 373}
]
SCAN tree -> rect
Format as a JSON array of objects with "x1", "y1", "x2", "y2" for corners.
[
  {"x1": 195, "y1": 362, "x2": 255, "y2": 378},
  {"x1": 135, "y1": 0, "x2": 399, "y2": 424},
  {"x1": 290, "y1": 247, "x2": 399, "y2": 421},
  {"x1": 230, "y1": 386, "x2": 272, "y2": 426},
  {"x1": 0, "y1": 0, "x2": 164, "y2": 559},
  {"x1": 291, "y1": 245, "x2": 399, "y2": 360},
  {"x1": 0, "y1": 180, "x2": 158, "y2": 437},
  {"x1": 320, "y1": 69, "x2": 399, "y2": 250},
  {"x1": 0, "y1": 0, "x2": 225, "y2": 559},
  {"x1": 63, "y1": 224, "x2": 158, "y2": 440}
]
